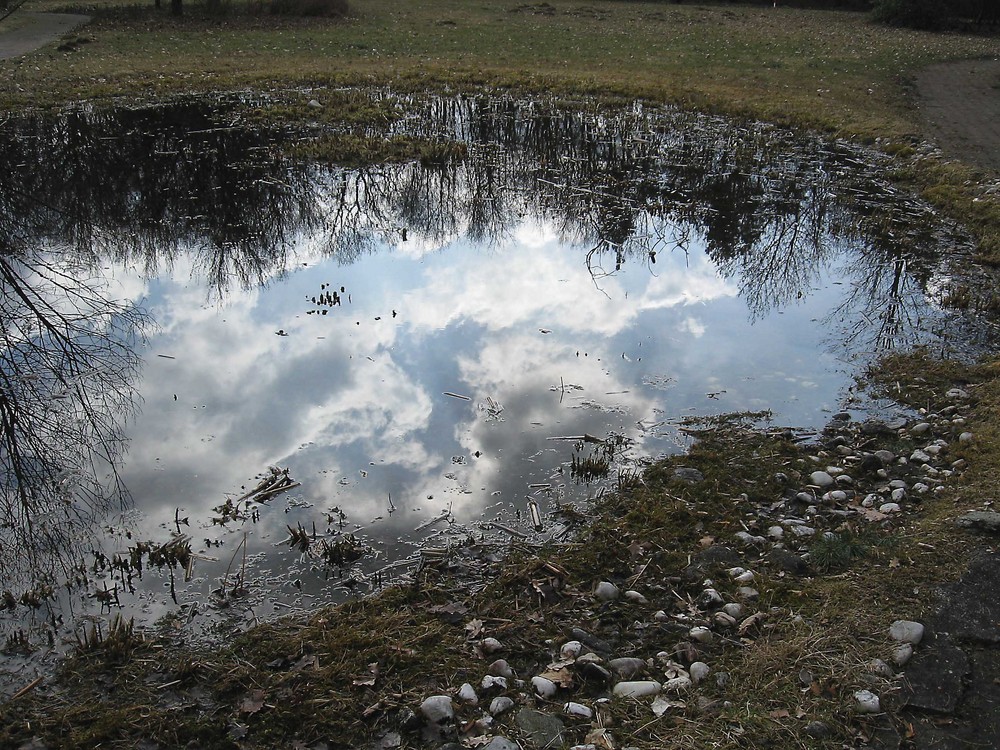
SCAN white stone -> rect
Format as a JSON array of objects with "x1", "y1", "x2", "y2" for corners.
[
  {"x1": 879, "y1": 503, "x2": 901, "y2": 514},
  {"x1": 595, "y1": 581, "x2": 620, "y2": 602},
  {"x1": 891, "y1": 487, "x2": 906, "y2": 503},
  {"x1": 489, "y1": 696, "x2": 515, "y2": 716},
  {"x1": 613, "y1": 680, "x2": 661, "y2": 699},
  {"x1": 420, "y1": 695, "x2": 454, "y2": 724},
  {"x1": 767, "y1": 525, "x2": 785, "y2": 540},
  {"x1": 910, "y1": 450, "x2": 931, "y2": 464},
  {"x1": 737, "y1": 586, "x2": 760, "y2": 601},
  {"x1": 911, "y1": 422, "x2": 931, "y2": 435},
  {"x1": 869, "y1": 659, "x2": 894, "y2": 678},
  {"x1": 790, "y1": 525, "x2": 816, "y2": 538},
  {"x1": 734, "y1": 570, "x2": 755, "y2": 584},
  {"x1": 481, "y1": 637, "x2": 503, "y2": 654},
  {"x1": 959, "y1": 432, "x2": 974, "y2": 444},
  {"x1": 913, "y1": 483, "x2": 930, "y2": 494},
  {"x1": 481, "y1": 675, "x2": 507, "y2": 691},
  {"x1": 456, "y1": 682, "x2": 478, "y2": 705},
  {"x1": 946, "y1": 388, "x2": 969, "y2": 399},
  {"x1": 531, "y1": 676, "x2": 558, "y2": 699},
  {"x1": 854, "y1": 689, "x2": 881, "y2": 713},
  {"x1": 562, "y1": 701, "x2": 593, "y2": 719},
  {"x1": 560, "y1": 640, "x2": 583, "y2": 659},
  {"x1": 689, "y1": 661, "x2": 711, "y2": 684},
  {"x1": 689, "y1": 626, "x2": 713, "y2": 644},
  {"x1": 489, "y1": 659, "x2": 516, "y2": 679},
  {"x1": 889, "y1": 620, "x2": 924, "y2": 644}
]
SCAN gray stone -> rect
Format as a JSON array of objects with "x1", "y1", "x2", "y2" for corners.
[
  {"x1": 594, "y1": 581, "x2": 620, "y2": 602},
  {"x1": 483, "y1": 739, "x2": 520, "y2": 750},
  {"x1": 955, "y1": 511, "x2": 1000, "y2": 534},
  {"x1": 608, "y1": 657, "x2": 647, "y2": 679},
  {"x1": 810, "y1": 470, "x2": 835, "y2": 488},
  {"x1": 515, "y1": 708, "x2": 565, "y2": 749},
  {"x1": 624, "y1": 589, "x2": 648, "y2": 605},
  {"x1": 889, "y1": 620, "x2": 925, "y2": 644},
  {"x1": 911, "y1": 422, "x2": 932, "y2": 435},
  {"x1": 456, "y1": 682, "x2": 478, "y2": 705},
  {"x1": 489, "y1": 659, "x2": 516, "y2": 679},
  {"x1": 674, "y1": 467, "x2": 704, "y2": 483},
  {"x1": 945, "y1": 388, "x2": 970, "y2": 400},
  {"x1": 420, "y1": 695, "x2": 454, "y2": 724},
  {"x1": 854, "y1": 689, "x2": 881, "y2": 713},
  {"x1": 892, "y1": 643, "x2": 914, "y2": 667}
]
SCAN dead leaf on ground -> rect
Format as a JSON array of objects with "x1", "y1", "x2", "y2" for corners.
[
  {"x1": 538, "y1": 666, "x2": 574, "y2": 688},
  {"x1": 352, "y1": 661, "x2": 380, "y2": 687},
  {"x1": 239, "y1": 689, "x2": 266, "y2": 715},
  {"x1": 465, "y1": 618, "x2": 484, "y2": 639}
]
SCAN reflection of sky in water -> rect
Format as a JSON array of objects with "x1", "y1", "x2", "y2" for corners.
[{"x1": 105, "y1": 210, "x2": 852, "y2": 624}]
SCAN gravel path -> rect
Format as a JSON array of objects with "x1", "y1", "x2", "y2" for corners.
[
  {"x1": 914, "y1": 58, "x2": 1000, "y2": 174},
  {"x1": 0, "y1": 11, "x2": 90, "y2": 60}
]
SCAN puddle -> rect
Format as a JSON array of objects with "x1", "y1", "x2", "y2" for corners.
[{"x1": 0, "y1": 94, "x2": 991, "y2": 689}]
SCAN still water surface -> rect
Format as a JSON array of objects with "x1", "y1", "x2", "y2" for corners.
[{"x1": 0, "y1": 94, "x2": 981, "y2": 684}]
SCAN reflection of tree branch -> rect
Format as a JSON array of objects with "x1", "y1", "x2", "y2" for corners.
[{"x1": 0, "y1": 251, "x2": 146, "y2": 586}]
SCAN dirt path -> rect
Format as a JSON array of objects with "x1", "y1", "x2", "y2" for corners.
[
  {"x1": 0, "y1": 11, "x2": 89, "y2": 60},
  {"x1": 914, "y1": 58, "x2": 1000, "y2": 174}
]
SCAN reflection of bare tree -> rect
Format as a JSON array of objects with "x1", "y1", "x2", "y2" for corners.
[{"x1": 0, "y1": 251, "x2": 145, "y2": 585}]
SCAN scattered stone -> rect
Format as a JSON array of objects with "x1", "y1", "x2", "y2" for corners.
[
  {"x1": 560, "y1": 640, "x2": 583, "y2": 659},
  {"x1": 612, "y1": 680, "x2": 661, "y2": 698},
  {"x1": 889, "y1": 620, "x2": 925, "y2": 645},
  {"x1": 420, "y1": 695, "x2": 455, "y2": 724},
  {"x1": 959, "y1": 431, "x2": 974, "y2": 444},
  {"x1": 722, "y1": 602, "x2": 744, "y2": 619},
  {"x1": 689, "y1": 661, "x2": 710, "y2": 684},
  {"x1": 945, "y1": 388, "x2": 970, "y2": 400},
  {"x1": 515, "y1": 708, "x2": 565, "y2": 749},
  {"x1": 891, "y1": 487, "x2": 906, "y2": 503},
  {"x1": 531, "y1": 676, "x2": 558, "y2": 699},
  {"x1": 767, "y1": 525, "x2": 784, "y2": 540},
  {"x1": 854, "y1": 689, "x2": 881, "y2": 713},
  {"x1": 307, "y1": 99, "x2": 322, "y2": 108},
  {"x1": 911, "y1": 422, "x2": 932, "y2": 435},
  {"x1": 456, "y1": 683, "x2": 478, "y2": 705},
  {"x1": 674, "y1": 467, "x2": 704, "y2": 483},
  {"x1": 608, "y1": 657, "x2": 647, "y2": 679},
  {"x1": 594, "y1": 581, "x2": 620, "y2": 602},
  {"x1": 892, "y1": 643, "x2": 913, "y2": 667},
  {"x1": 484, "y1": 739, "x2": 519, "y2": 750},
  {"x1": 562, "y1": 701, "x2": 593, "y2": 719},
  {"x1": 624, "y1": 590, "x2": 648, "y2": 605},
  {"x1": 910, "y1": 449, "x2": 931, "y2": 464},
  {"x1": 715, "y1": 672, "x2": 731, "y2": 688},
  {"x1": 489, "y1": 660, "x2": 516, "y2": 679},
  {"x1": 689, "y1": 626, "x2": 713, "y2": 644},
  {"x1": 481, "y1": 637, "x2": 503, "y2": 654},
  {"x1": 489, "y1": 696, "x2": 515, "y2": 716},
  {"x1": 737, "y1": 586, "x2": 759, "y2": 601},
  {"x1": 879, "y1": 503, "x2": 902, "y2": 514},
  {"x1": 810, "y1": 471, "x2": 835, "y2": 488},
  {"x1": 868, "y1": 658, "x2": 894, "y2": 678},
  {"x1": 482, "y1": 675, "x2": 507, "y2": 691},
  {"x1": 698, "y1": 588, "x2": 725, "y2": 609}
]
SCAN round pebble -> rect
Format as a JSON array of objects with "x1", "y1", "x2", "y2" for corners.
[
  {"x1": 595, "y1": 581, "x2": 620, "y2": 602},
  {"x1": 889, "y1": 620, "x2": 925, "y2": 645}
]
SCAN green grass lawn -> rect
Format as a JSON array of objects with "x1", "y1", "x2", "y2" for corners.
[{"x1": 3, "y1": 0, "x2": 998, "y2": 142}]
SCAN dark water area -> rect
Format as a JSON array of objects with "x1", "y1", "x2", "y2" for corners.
[{"x1": 0, "y1": 94, "x2": 988, "y2": 690}]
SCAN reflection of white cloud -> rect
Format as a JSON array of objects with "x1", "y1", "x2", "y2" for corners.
[
  {"x1": 681, "y1": 317, "x2": 706, "y2": 338},
  {"x1": 401, "y1": 229, "x2": 736, "y2": 339}
]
